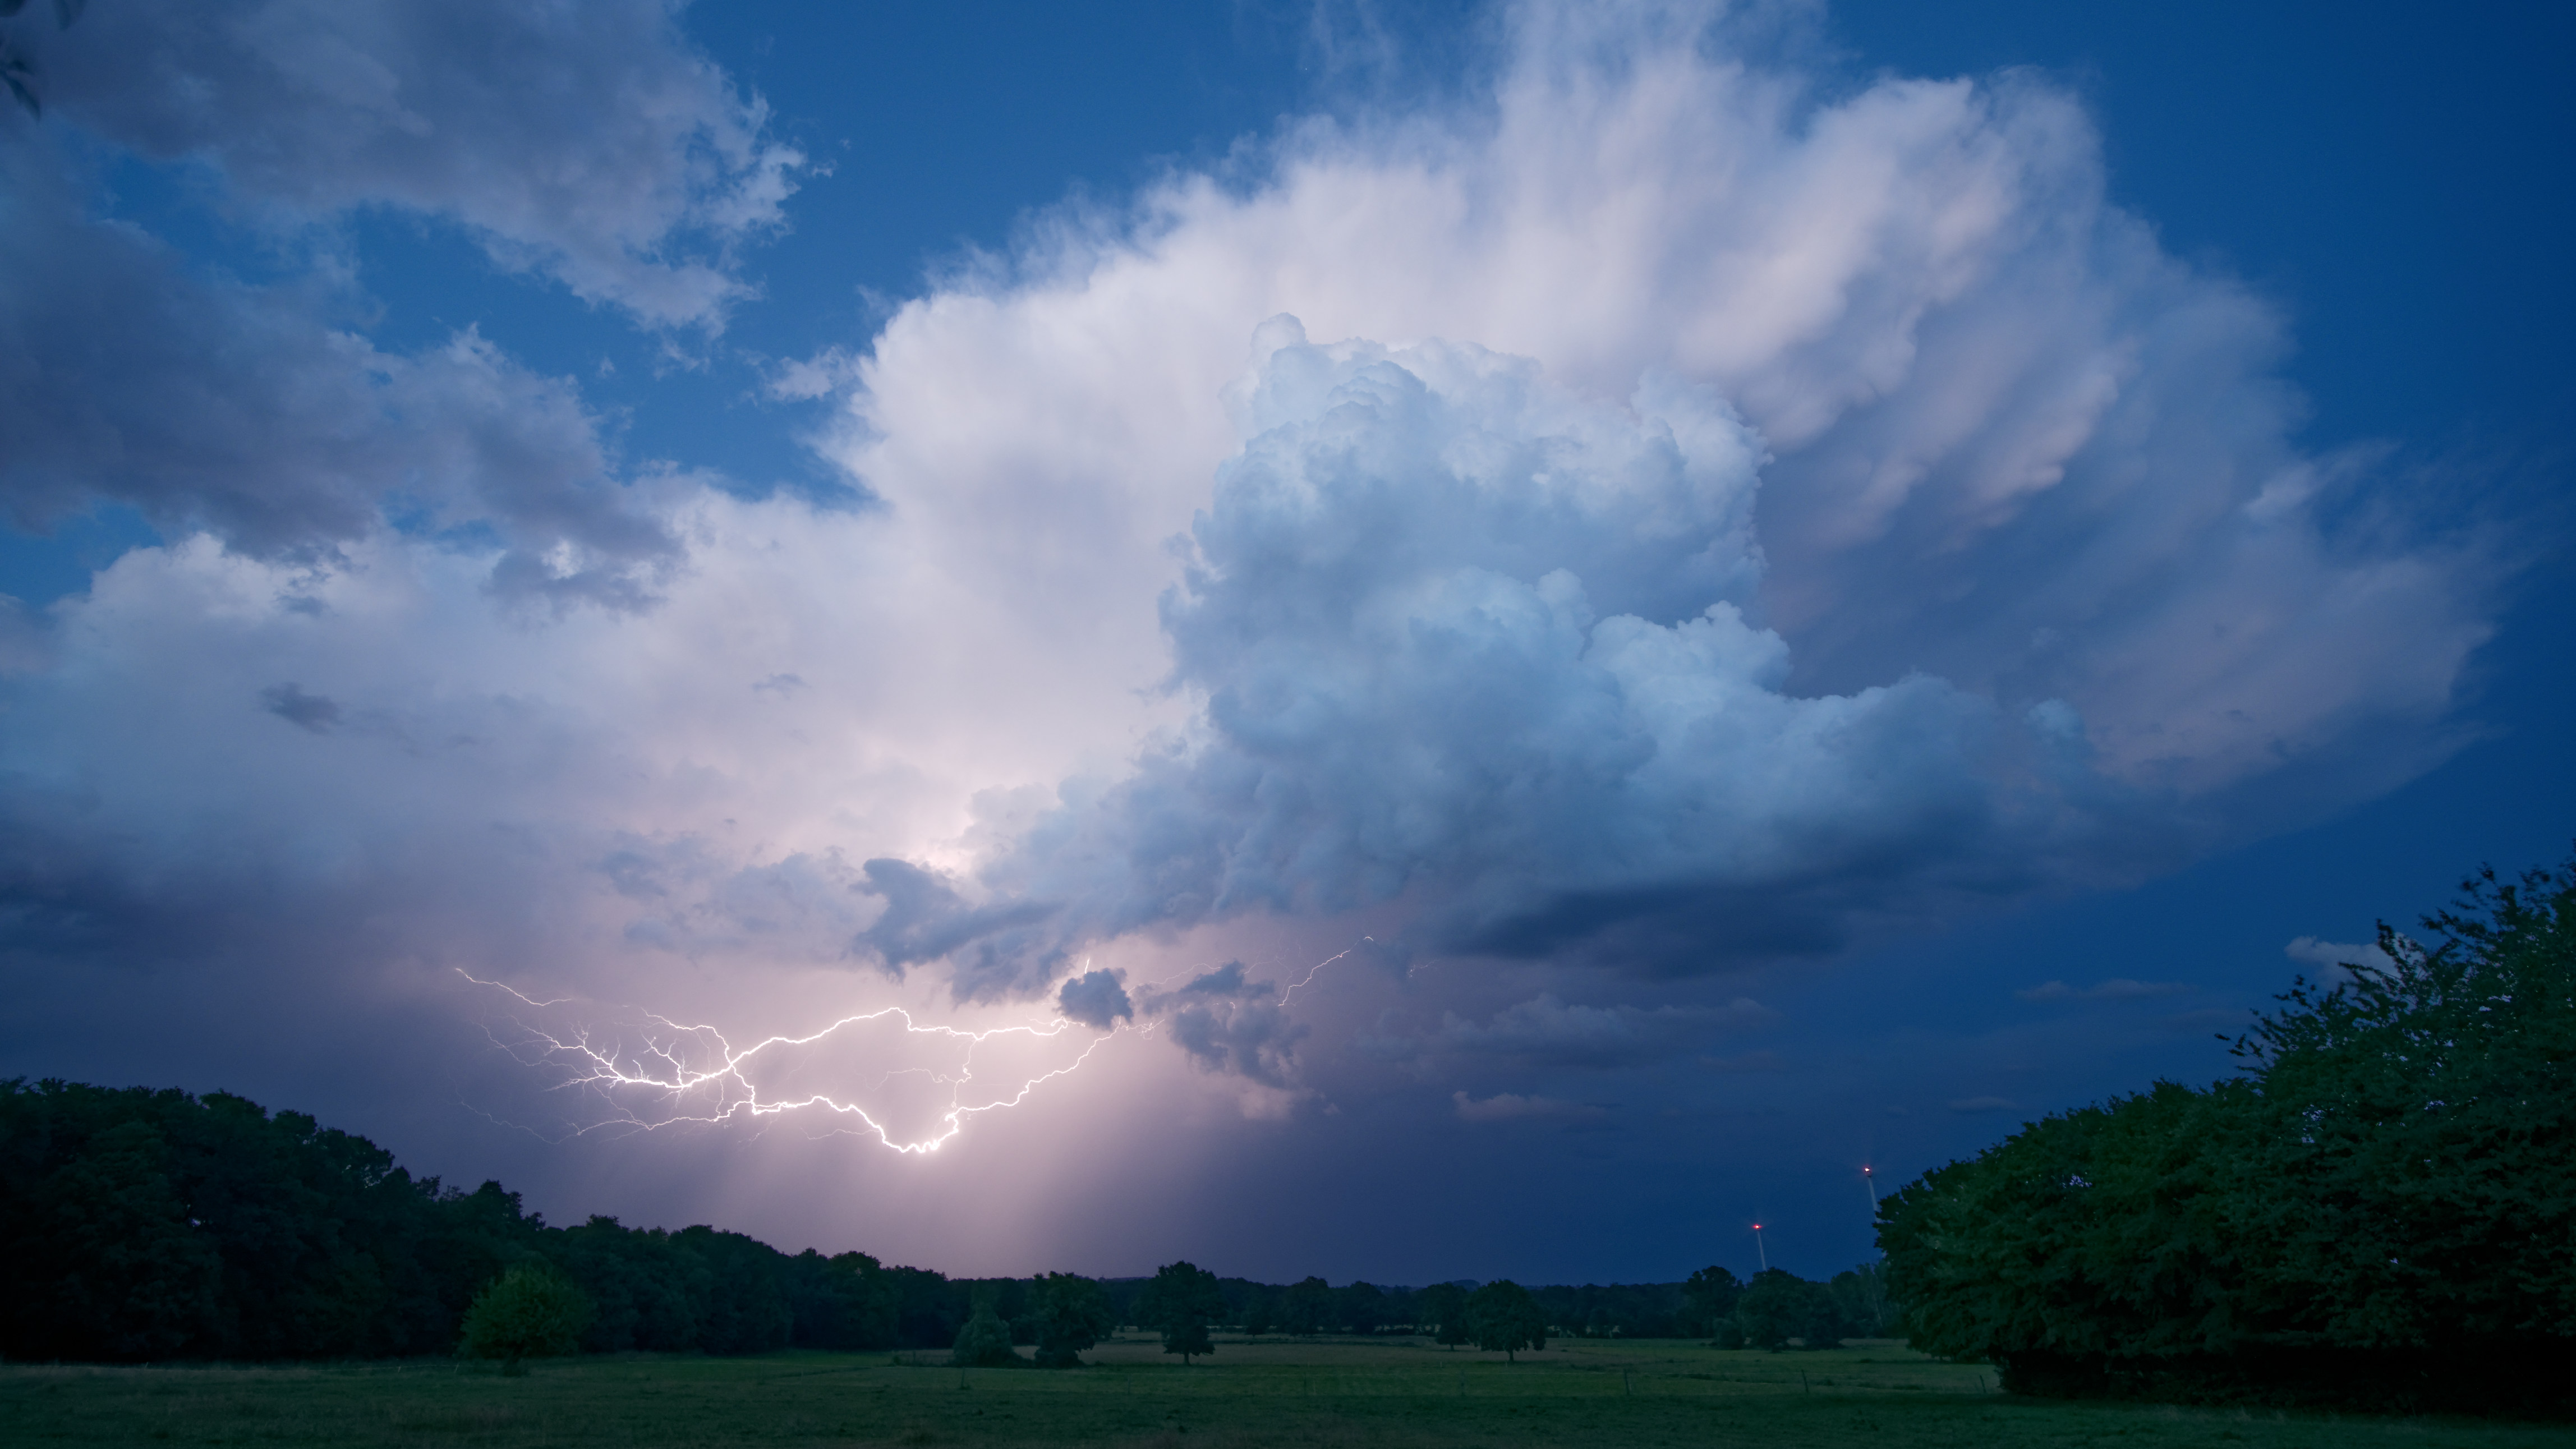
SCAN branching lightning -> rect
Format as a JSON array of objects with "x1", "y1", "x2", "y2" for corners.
[
  {"x1": 461, "y1": 941, "x2": 1372, "y2": 1153},
  {"x1": 462, "y1": 972, "x2": 1119, "y2": 1154}
]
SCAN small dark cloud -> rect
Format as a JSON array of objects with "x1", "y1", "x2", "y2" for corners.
[
  {"x1": 1169, "y1": 999, "x2": 1305, "y2": 1088},
  {"x1": 1947, "y1": 1096, "x2": 2018, "y2": 1115},
  {"x1": 259, "y1": 683, "x2": 340, "y2": 734},
  {"x1": 1056, "y1": 969, "x2": 1132, "y2": 1030},
  {"x1": 753, "y1": 673, "x2": 806, "y2": 696}
]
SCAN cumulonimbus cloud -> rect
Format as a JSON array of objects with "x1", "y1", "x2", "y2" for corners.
[{"x1": 0, "y1": 2, "x2": 2504, "y2": 1109}]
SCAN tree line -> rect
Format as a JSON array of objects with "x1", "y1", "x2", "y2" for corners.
[
  {"x1": 1880, "y1": 852, "x2": 2574, "y2": 1413},
  {"x1": 0, "y1": 1073, "x2": 1878, "y2": 1365}
]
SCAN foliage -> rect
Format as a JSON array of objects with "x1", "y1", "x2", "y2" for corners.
[
  {"x1": 1736, "y1": 1268, "x2": 1846, "y2": 1350},
  {"x1": 1278, "y1": 1276, "x2": 1336, "y2": 1336},
  {"x1": 1464, "y1": 1280, "x2": 1548, "y2": 1361},
  {"x1": 1683, "y1": 1264, "x2": 1743, "y2": 1338},
  {"x1": 1880, "y1": 852, "x2": 2576, "y2": 1410},
  {"x1": 949, "y1": 1287, "x2": 1022, "y2": 1368},
  {"x1": 458, "y1": 1264, "x2": 591, "y2": 1373},
  {"x1": 1136, "y1": 1261, "x2": 1224, "y2": 1363},
  {"x1": 1416, "y1": 1282, "x2": 1470, "y2": 1347},
  {"x1": 1028, "y1": 1272, "x2": 1114, "y2": 1367}
]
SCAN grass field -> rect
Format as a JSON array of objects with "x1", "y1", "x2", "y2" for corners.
[{"x1": 3, "y1": 1335, "x2": 2563, "y2": 1448}]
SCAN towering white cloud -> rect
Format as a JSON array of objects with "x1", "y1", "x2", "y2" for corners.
[{"x1": 0, "y1": 1, "x2": 2497, "y2": 1131}]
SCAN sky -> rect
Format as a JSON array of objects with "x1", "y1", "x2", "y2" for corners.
[{"x1": 0, "y1": 0, "x2": 2568, "y2": 1287}]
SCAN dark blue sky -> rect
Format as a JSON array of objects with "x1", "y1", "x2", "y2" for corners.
[{"x1": 0, "y1": 1, "x2": 2565, "y2": 1284}]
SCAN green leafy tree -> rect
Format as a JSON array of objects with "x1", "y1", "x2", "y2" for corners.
[
  {"x1": 1415, "y1": 1282, "x2": 1468, "y2": 1347},
  {"x1": 1278, "y1": 1275, "x2": 1335, "y2": 1336},
  {"x1": 1828, "y1": 1263, "x2": 1890, "y2": 1339},
  {"x1": 1880, "y1": 851, "x2": 2576, "y2": 1409},
  {"x1": 1028, "y1": 1272, "x2": 1114, "y2": 1367},
  {"x1": 949, "y1": 1286, "x2": 1022, "y2": 1368},
  {"x1": 1735, "y1": 1269, "x2": 1840, "y2": 1350},
  {"x1": 1464, "y1": 1279, "x2": 1547, "y2": 1361},
  {"x1": 457, "y1": 1264, "x2": 591, "y2": 1374},
  {"x1": 1339, "y1": 1280, "x2": 1388, "y2": 1335},
  {"x1": 1136, "y1": 1260, "x2": 1224, "y2": 1363},
  {"x1": 1682, "y1": 1264, "x2": 1743, "y2": 1340}
]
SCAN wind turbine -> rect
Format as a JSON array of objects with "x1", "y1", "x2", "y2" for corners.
[{"x1": 1751, "y1": 1222, "x2": 1769, "y2": 1272}]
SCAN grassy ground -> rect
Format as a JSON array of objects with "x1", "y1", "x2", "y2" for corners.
[{"x1": 2, "y1": 1335, "x2": 2561, "y2": 1448}]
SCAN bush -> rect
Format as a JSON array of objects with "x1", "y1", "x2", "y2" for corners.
[{"x1": 457, "y1": 1264, "x2": 591, "y2": 1374}]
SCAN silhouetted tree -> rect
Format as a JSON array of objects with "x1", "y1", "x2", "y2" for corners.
[
  {"x1": 1465, "y1": 1280, "x2": 1547, "y2": 1361},
  {"x1": 1416, "y1": 1282, "x2": 1469, "y2": 1347},
  {"x1": 1279, "y1": 1275, "x2": 1335, "y2": 1335},
  {"x1": 458, "y1": 1264, "x2": 591, "y2": 1375},
  {"x1": 950, "y1": 1286, "x2": 1021, "y2": 1368},
  {"x1": 1683, "y1": 1264, "x2": 1743, "y2": 1338},
  {"x1": 1339, "y1": 1280, "x2": 1388, "y2": 1335},
  {"x1": 1881, "y1": 850, "x2": 2576, "y2": 1410},
  {"x1": 1137, "y1": 1260, "x2": 1225, "y2": 1363},
  {"x1": 1029, "y1": 1272, "x2": 1114, "y2": 1367}
]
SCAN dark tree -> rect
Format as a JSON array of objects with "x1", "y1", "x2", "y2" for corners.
[
  {"x1": 1413, "y1": 1282, "x2": 1468, "y2": 1346},
  {"x1": 1880, "y1": 851, "x2": 2576, "y2": 1410},
  {"x1": 1338, "y1": 1281, "x2": 1388, "y2": 1335},
  {"x1": 1028, "y1": 1272, "x2": 1114, "y2": 1367},
  {"x1": 1464, "y1": 1279, "x2": 1548, "y2": 1361},
  {"x1": 457, "y1": 1264, "x2": 591, "y2": 1375},
  {"x1": 1137, "y1": 1260, "x2": 1225, "y2": 1363},
  {"x1": 1682, "y1": 1265, "x2": 1743, "y2": 1340},
  {"x1": 950, "y1": 1286, "x2": 1022, "y2": 1368},
  {"x1": 1735, "y1": 1269, "x2": 1840, "y2": 1350},
  {"x1": 1278, "y1": 1275, "x2": 1336, "y2": 1336}
]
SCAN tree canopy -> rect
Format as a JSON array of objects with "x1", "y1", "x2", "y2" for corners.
[
  {"x1": 457, "y1": 1264, "x2": 591, "y2": 1374},
  {"x1": 1464, "y1": 1280, "x2": 1547, "y2": 1361},
  {"x1": 1880, "y1": 852, "x2": 2576, "y2": 1410},
  {"x1": 1137, "y1": 1261, "x2": 1225, "y2": 1363},
  {"x1": 1028, "y1": 1272, "x2": 1113, "y2": 1367}
]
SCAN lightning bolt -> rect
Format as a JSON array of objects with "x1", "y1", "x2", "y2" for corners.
[
  {"x1": 1277, "y1": 937, "x2": 1370, "y2": 1005},
  {"x1": 461, "y1": 940, "x2": 1373, "y2": 1153},
  {"x1": 462, "y1": 972, "x2": 1120, "y2": 1154}
]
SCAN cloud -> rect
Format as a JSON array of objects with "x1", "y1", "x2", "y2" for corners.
[
  {"x1": 2284, "y1": 935, "x2": 2396, "y2": 981},
  {"x1": 0, "y1": 134, "x2": 682, "y2": 600},
  {"x1": 2014, "y1": 978, "x2": 2191, "y2": 1002},
  {"x1": 1167, "y1": 996, "x2": 1308, "y2": 1089},
  {"x1": 259, "y1": 682, "x2": 341, "y2": 734},
  {"x1": 786, "y1": 0, "x2": 2493, "y2": 1004},
  {"x1": 20, "y1": 0, "x2": 801, "y2": 328},
  {"x1": 0, "y1": 1, "x2": 2510, "y2": 1149},
  {"x1": 1055, "y1": 969, "x2": 1133, "y2": 1030},
  {"x1": 1452, "y1": 1090, "x2": 1605, "y2": 1124},
  {"x1": 1431, "y1": 992, "x2": 1777, "y2": 1069}
]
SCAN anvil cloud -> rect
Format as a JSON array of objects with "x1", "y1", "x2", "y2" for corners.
[{"x1": 0, "y1": 1, "x2": 2510, "y2": 1271}]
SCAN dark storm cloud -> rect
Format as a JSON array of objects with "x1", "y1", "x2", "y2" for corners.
[
  {"x1": 0, "y1": 140, "x2": 680, "y2": 602},
  {"x1": 1055, "y1": 968, "x2": 1132, "y2": 1030},
  {"x1": 259, "y1": 682, "x2": 340, "y2": 734},
  {"x1": 11, "y1": 0, "x2": 800, "y2": 328},
  {"x1": 1426, "y1": 993, "x2": 1778, "y2": 1070}
]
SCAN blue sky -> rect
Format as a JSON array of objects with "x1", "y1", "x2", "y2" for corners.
[{"x1": 0, "y1": 1, "x2": 2567, "y2": 1285}]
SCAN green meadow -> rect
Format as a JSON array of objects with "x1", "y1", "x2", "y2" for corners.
[{"x1": 3, "y1": 1336, "x2": 2559, "y2": 1449}]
